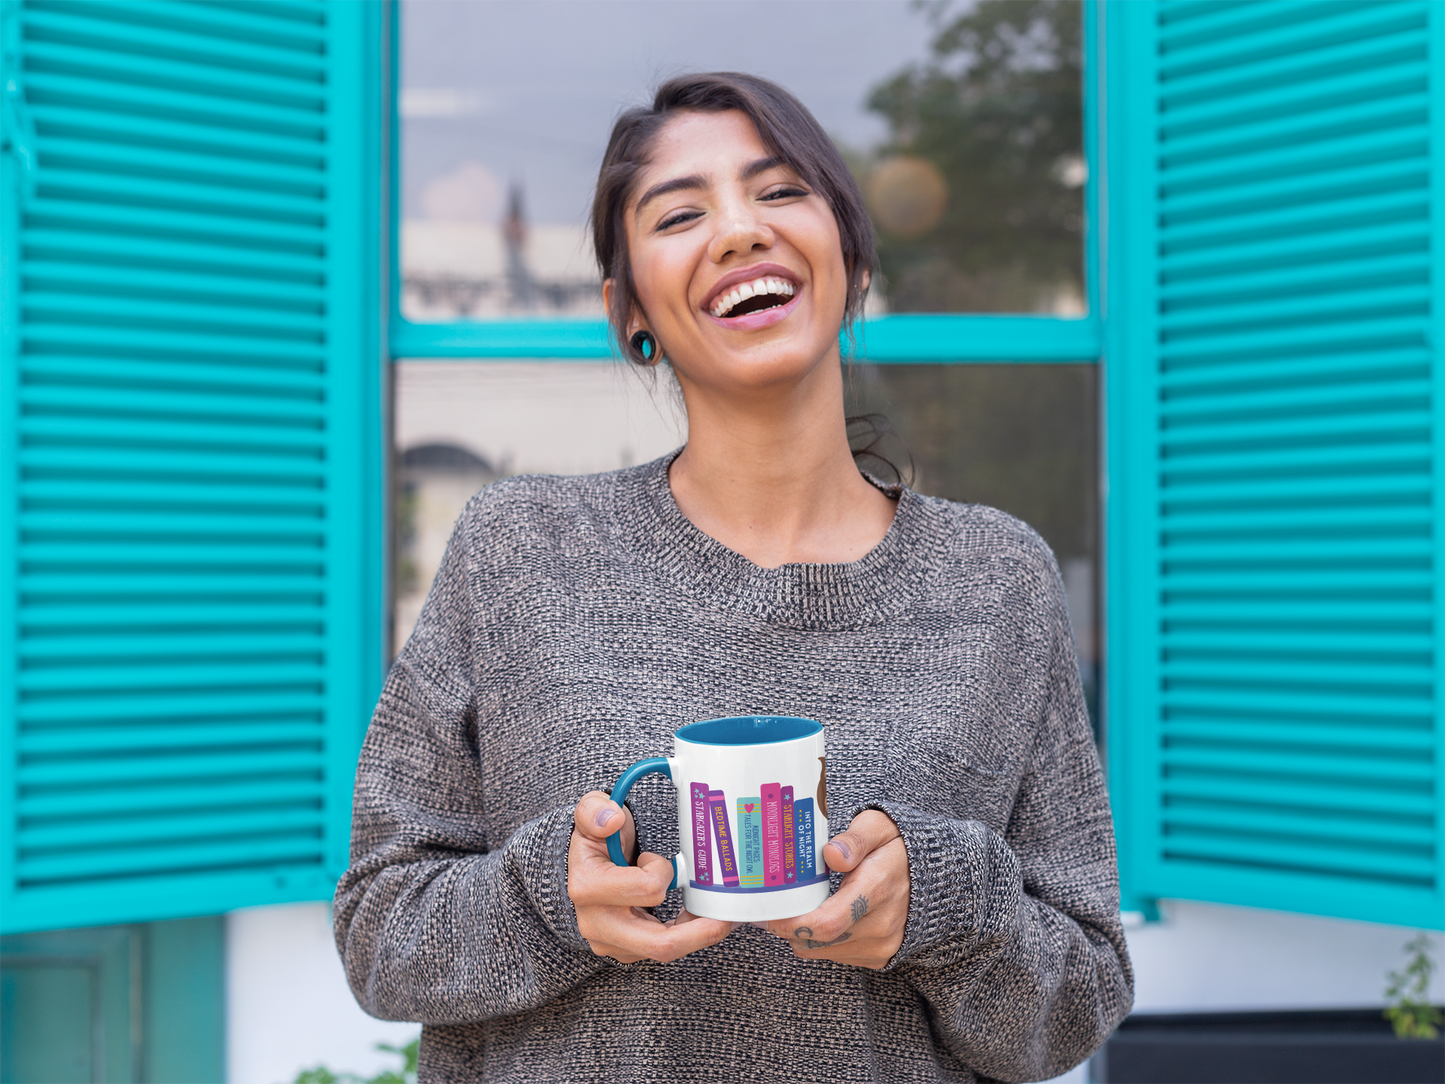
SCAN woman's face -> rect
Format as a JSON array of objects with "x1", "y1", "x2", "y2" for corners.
[{"x1": 620, "y1": 109, "x2": 850, "y2": 395}]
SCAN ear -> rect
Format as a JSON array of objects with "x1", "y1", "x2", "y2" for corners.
[
  {"x1": 859, "y1": 268, "x2": 872, "y2": 293},
  {"x1": 603, "y1": 278, "x2": 646, "y2": 337}
]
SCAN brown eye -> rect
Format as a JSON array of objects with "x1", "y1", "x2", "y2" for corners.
[{"x1": 657, "y1": 209, "x2": 702, "y2": 231}]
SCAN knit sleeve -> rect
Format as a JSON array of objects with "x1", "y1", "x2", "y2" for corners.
[
  {"x1": 850, "y1": 559, "x2": 1134, "y2": 1081},
  {"x1": 331, "y1": 506, "x2": 607, "y2": 1024}
]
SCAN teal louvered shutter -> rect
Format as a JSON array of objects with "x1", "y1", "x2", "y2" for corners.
[
  {"x1": 0, "y1": 0, "x2": 385, "y2": 933},
  {"x1": 1103, "y1": 0, "x2": 1445, "y2": 930}
]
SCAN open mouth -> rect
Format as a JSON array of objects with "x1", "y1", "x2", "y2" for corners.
[{"x1": 709, "y1": 276, "x2": 797, "y2": 319}]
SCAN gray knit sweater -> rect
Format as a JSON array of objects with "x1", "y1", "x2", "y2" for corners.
[{"x1": 334, "y1": 452, "x2": 1133, "y2": 1083}]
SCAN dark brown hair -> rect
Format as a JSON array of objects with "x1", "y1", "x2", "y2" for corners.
[{"x1": 590, "y1": 72, "x2": 877, "y2": 364}]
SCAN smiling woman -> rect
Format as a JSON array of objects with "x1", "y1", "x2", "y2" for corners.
[{"x1": 334, "y1": 72, "x2": 1132, "y2": 1084}]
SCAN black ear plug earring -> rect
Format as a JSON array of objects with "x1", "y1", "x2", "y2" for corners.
[{"x1": 629, "y1": 330, "x2": 661, "y2": 365}]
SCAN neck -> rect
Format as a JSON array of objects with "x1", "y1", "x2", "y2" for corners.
[{"x1": 668, "y1": 352, "x2": 896, "y2": 568}]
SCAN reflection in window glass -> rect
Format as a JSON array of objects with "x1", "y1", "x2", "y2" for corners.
[
  {"x1": 392, "y1": 361, "x2": 1099, "y2": 740},
  {"x1": 400, "y1": 0, "x2": 1083, "y2": 320},
  {"x1": 848, "y1": 365, "x2": 1099, "y2": 728}
]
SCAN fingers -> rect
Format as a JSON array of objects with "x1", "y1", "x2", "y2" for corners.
[
  {"x1": 585, "y1": 905, "x2": 733, "y2": 964},
  {"x1": 574, "y1": 790, "x2": 626, "y2": 840},
  {"x1": 569, "y1": 848, "x2": 674, "y2": 908},
  {"x1": 823, "y1": 808, "x2": 901, "y2": 873},
  {"x1": 765, "y1": 833, "x2": 910, "y2": 969}
]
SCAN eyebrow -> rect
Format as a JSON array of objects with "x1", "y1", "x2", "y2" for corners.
[{"x1": 634, "y1": 156, "x2": 791, "y2": 217}]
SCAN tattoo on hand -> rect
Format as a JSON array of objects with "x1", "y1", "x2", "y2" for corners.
[
  {"x1": 851, "y1": 894, "x2": 870, "y2": 923},
  {"x1": 793, "y1": 926, "x2": 853, "y2": 950}
]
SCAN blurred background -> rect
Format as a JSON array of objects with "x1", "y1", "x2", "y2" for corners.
[{"x1": 2, "y1": 2, "x2": 1441, "y2": 1082}]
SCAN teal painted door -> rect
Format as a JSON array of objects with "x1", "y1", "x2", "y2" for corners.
[
  {"x1": 0, "y1": 0, "x2": 386, "y2": 933},
  {"x1": 1104, "y1": 0, "x2": 1445, "y2": 929},
  {"x1": 0, "y1": 918, "x2": 225, "y2": 1083}
]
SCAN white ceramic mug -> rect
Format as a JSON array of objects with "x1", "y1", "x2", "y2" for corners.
[{"x1": 606, "y1": 716, "x2": 830, "y2": 922}]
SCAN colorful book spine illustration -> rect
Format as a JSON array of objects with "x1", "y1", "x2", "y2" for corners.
[
  {"x1": 781, "y1": 785, "x2": 797, "y2": 884},
  {"x1": 690, "y1": 782, "x2": 712, "y2": 886},
  {"x1": 796, "y1": 798, "x2": 816, "y2": 881},
  {"x1": 737, "y1": 798, "x2": 763, "y2": 886},
  {"x1": 761, "y1": 783, "x2": 784, "y2": 887},
  {"x1": 707, "y1": 789, "x2": 740, "y2": 887}
]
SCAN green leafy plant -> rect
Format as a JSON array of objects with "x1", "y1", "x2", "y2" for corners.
[
  {"x1": 1384, "y1": 933, "x2": 1442, "y2": 1040},
  {"x1": 289, "y1": 1038, "x2": 419, "y2": 1084}
]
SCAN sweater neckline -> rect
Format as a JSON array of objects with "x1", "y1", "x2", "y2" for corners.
[{"x1": 627, "y1": 450, "x2": 949, "y2": 630}]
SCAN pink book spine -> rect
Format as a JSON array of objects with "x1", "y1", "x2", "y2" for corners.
[
  {"x1": 707, "y1": 790, "x2": 740, "y2": 887},
  {"x1": 781, "y1": 785, "x2": 797, "y2": 884},
  {"x1": 690, "y1": 782, "x2": 712, "y2": 886},
  {"x1": 761, "y1": 783, "x2": 784, "y2": 887}
]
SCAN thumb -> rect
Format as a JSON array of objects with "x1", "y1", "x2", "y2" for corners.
[
  {"x1": 574, "y1": 791, "x2": 630, "y2": 842},
  {"x1": 824, "y1": 809, "x2": 901, "y2": 873}
]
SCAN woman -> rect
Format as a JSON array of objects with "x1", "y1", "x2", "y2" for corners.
[{"x1": 335, "y1": 72, "x2": 1132, "y2": 1083}]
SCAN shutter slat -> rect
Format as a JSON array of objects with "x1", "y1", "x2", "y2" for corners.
[
  {"x1": 1160, "y1": 250, "x2": 1430, "y2": 302},
  {"x1": 1159, "y1": 835, "x2": 1435, "y2": 885},
  {"x1": 17, "y1": 721, "x2": 324, "y2": 751},
  {"x1": 25, "y1": 209, "x2": 328, "y2": 255},
  {"x1": 17, "y1": 838, "x2": 326, "y2": 886},
  {"x1": 22, "y1": 263, "x2": 327, "y2": 307},
  {"x1": 20, "y1": 808, "x2": 326, "y2": 852},
  {"x1": 1159, "y1": 286, "x2": 1432, "y2": 334},
  {"x1": 1163, "y1": 53, "x2": 1429, "y2": 134},
  {"x1": 18, "y1": 604, "x2": 325, "y2": 629},
  {"x1": 18, "y1": 691, "x2": 329, "y2": 727},
  {"x1": 21, "y1": 72, "x2": 324, "y2": 140},
  {"x1": 30, "y1": 102, "x2": 325, "y2": 167},
  {"x1": 1164, "y1": 808, "x2": 1436, "y2": 850},
  {"x1": 1158, "y1": 3, "x2": 1427, "y2": 80},
  {"x1": 1164, "y1": 36, "x2": 1427, "y2": 114},
  {"x1": 20, "y1": 384, "x2": 328, "y2": 420},
  {"x1": 1160, "y1": 774, "x2": 1434, "y2": 817},
  {"x1": 34, "y1": 166, "x2": 327, "y2": 222},
  {"x1": 1162, "y1": 720, "x2": 1434, "y2": 752},
  {"x1": 19, "y1": 662, "x2": 326, "y2": 695},
  {"x1": 1161, "y1": 659, "x2": 1431, "y2": 691},
  {"x1": 28, "y1": 0, "x2": 329, "y2": 47},
  {"x1": 1161, "y1": 687, "x2": 1429, "y2": 719},
  {"x1": 34, "y1": 137, "x2": 326, "y2": 197},
  {"x1": 23, "y1": 6, "x2": 329, "y2": 75},
  {"x1": 20, "y1": 327, "x2": 327, "y2": 363},
  {"x1": 23, "y1": 293, "x2": 328, "y2": 336},
  {"x1": 17, "y1": 780, "x2": 326, "y2": 820},
  {"x1": 16, "y1": 749, "x2": 325, "y2": 787}
]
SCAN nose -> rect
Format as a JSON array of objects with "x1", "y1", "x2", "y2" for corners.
[{"x1": 707, "y1": 194, "x2": 774, "y2": 264}]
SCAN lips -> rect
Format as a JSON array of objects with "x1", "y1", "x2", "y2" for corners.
[{"x1": 703, "y1": 263, "x2": 802, "y2": 321}]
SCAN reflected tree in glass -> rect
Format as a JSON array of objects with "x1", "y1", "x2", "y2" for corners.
[{"x1": 859, "y1": 0, "x2": 1084, "y2": 314}]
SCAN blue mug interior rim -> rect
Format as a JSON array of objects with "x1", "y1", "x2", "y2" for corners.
[{"x1": 675, "y1": 715, "x2": 822, "y2": 747}]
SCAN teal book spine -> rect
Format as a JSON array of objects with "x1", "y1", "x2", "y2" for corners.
[{"x1": 737, "y1": 797, "x2": 764, "y2": 886}]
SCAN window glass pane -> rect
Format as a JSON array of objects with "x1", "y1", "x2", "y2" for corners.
[
  {"x1": 392, "y1": 362, "x2": 1098, "y2": 735},
  {"x1": 400, "y1": 0, "x2": 1084, "y2": 321}
]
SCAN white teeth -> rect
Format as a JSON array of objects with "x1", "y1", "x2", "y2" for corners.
[{"x1": 710, "y1": 276, "x2": 797, "y2": 318}]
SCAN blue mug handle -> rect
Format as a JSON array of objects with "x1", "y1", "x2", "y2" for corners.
[{"x1": 605, "y1": 756, "x2": 679, "y2": 891}]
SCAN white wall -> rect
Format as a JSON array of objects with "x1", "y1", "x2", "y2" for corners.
[
  {"x1": 225, "y1": 898, "x2": 1441, "y2": 1083},
  {"x1": 227, "y1": 903, "x2": 418, "y2": 1084},
  {"x1": 1125, "y1": 899, "x2": 1444, "y2": 1014}
]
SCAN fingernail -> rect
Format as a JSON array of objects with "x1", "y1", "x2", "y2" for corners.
[
  {"x1": 749, "y1": 922, "x2": 769, "y2": 931},
  {"x1": 594, "y1": 804, "x2": 619, "y2": 828},
  {"x1": 730, "y1": 922, "x2": 743, "y2": 932},
  {"x1": 832, "y1": 838, "x2": 852, "y2": 861}
]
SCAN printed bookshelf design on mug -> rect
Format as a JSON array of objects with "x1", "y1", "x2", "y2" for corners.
[{"x1": 689, "y1": 782, "x2": 827, "y2": 893}]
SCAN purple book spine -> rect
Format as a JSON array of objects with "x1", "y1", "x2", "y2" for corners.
[
  {"x1": 761, "y1": 783, "x2": 783, "y2": 887},
  {"x1": 690, "y1": 782, "x2": 712, "y2": 886},
  {"x1": 707, "y1": 790, "x2": 740, "y2": 887},
  {"x1": 782, "y1": 785, "x2": 797, "y2": 884}
]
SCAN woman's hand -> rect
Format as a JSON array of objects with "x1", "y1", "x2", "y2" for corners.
[
  {"x1": 568, "y1": 791, "x2": 733, "y2": 964},
  {"x1": 766, "y1": 810, "x2": 910, "y2": 969}
]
